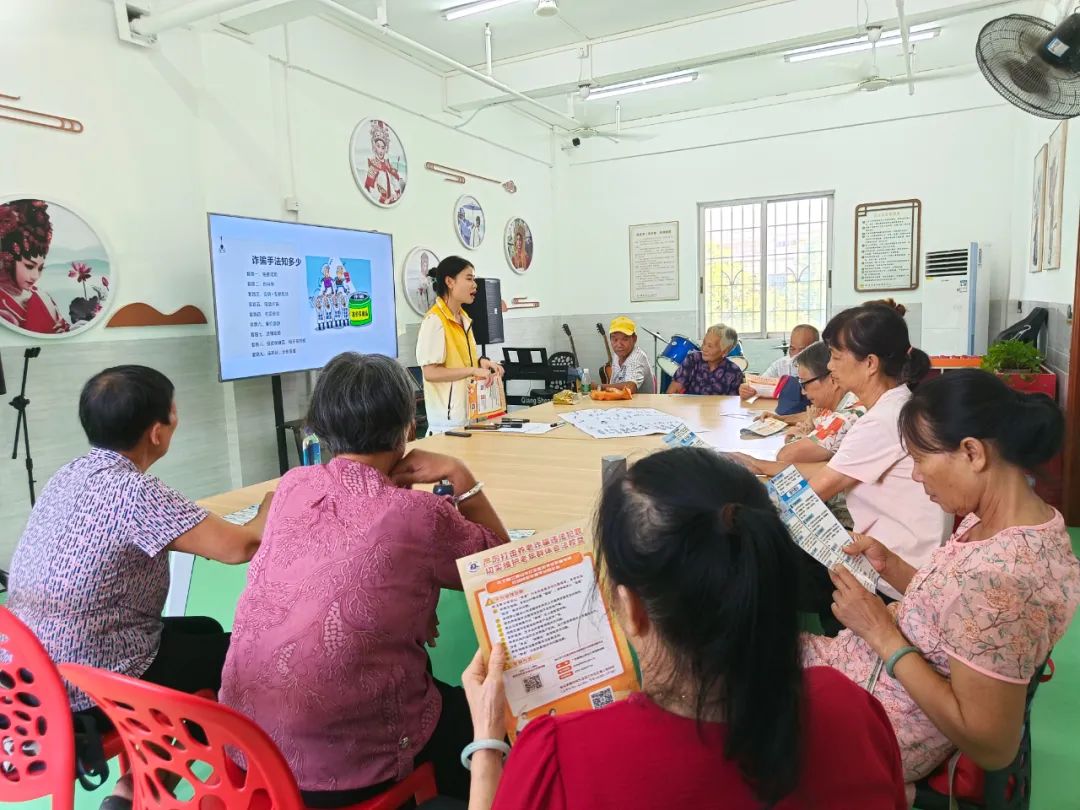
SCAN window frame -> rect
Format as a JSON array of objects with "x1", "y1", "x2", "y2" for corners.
[{"x1": 697, "y1": 191, "x2": 835, "y2": 340}]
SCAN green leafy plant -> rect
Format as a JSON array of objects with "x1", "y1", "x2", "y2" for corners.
[{"x1": 980, "y1": 340, "x2": 1044, "y2": 374}]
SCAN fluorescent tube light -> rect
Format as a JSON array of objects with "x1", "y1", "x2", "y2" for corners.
[
  {"x1": 784, "y1": 22, "x2": 941, "y2": 63},
  {"x1": 443, "y1": 0, "x2": 522, "y2": 21},
  {"x1": 585, "y1": 69, "x2": 699, "y2": 101}
]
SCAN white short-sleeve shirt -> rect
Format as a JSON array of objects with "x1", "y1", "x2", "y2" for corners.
[
  {"x1": 610, "y1": 346, "x2": 655, "y2": 394},
  {"x1": 416, "y1": 313, "x2": 474, "y2": 430},
  {"x1": 827, "y1": 385, "x2": 952, "y2": 598},
  {"x1": 763, "y1": 355, "x2": 797, "y2": 379}
]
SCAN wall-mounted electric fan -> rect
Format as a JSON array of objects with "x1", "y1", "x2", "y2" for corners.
[{"x1": 977, "y1": 13, "x2": 1080, "y2": 118}]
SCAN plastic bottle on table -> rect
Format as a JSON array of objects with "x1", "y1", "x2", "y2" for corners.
[{"x1": 581, "y1": 368, "x2": 592, "y2": 395}]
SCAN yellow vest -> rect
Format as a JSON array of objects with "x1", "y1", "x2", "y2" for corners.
[
  {"x1": 424, "y1": 297, "x2": 479, "y2": 426},
  {"x1": 429, "y1": 296, "x2": 478, "y2": 369}
]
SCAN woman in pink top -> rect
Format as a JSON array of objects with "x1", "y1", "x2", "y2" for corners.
[
  {"x1": 805, "y1": 370, "x2": 1080, "y2": 801},
  {"x1": 219, "y1": 353, "x2": 509, "y2": 806},
  {"x1": 733, "y1": 301, "x2": 951, "y2": 622}
]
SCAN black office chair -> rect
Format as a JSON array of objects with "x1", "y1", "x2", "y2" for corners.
[{"x1": 995, "y1": 308, "x2": 1048, "y2": 347}]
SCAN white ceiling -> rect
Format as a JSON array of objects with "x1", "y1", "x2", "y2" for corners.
[
  {"x1": 211, "y1": 0, "x2": 1042, "y2": 129},
  {"x1": 566, "y1": 8, "x2": 1003, "y2": 129}
]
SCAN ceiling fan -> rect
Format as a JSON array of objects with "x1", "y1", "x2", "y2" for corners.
[
  {"x1": 843, "y1": 26, "x2": 965, "y2": 93},
  {"x1": 570, "y1": 102, "x2": 652, "y2": 144},
  {"x1": 560, "y1": 48, "x2": 654, "y2": 143}
]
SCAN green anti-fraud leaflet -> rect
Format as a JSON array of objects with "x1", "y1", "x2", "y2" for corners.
[{"x1": 767, "y1": 466, "x2": 880, "y2": 592}]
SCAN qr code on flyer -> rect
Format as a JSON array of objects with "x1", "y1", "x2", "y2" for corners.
[
  {"x1": 589, "y1": 686, "x2": 614, "y2": 710},
  {"x1": 523, "y1": 674, "x2": 543, "y2": 694}
]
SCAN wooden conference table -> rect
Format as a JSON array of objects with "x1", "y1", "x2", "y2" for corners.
[
  {"x1": 193, "y1": 394, "x2": 779, "y2": 679},
  {"x1": 197, "y1": 394, "x2": 778, "y2": 531}
]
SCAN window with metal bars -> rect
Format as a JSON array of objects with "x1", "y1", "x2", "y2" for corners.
[{"x1": 699, "y1": 193, "x2": 832, "y2": 339}]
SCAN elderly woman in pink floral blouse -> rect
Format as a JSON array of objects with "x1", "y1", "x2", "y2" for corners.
[
  {"x1": 220, "y1": 353, "x2": 509, "y2": 807},
  {"x1": 805, "y1": 370, "x2": 1080, "y2": 802}
]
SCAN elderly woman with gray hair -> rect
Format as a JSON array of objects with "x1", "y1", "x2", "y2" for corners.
[
  {"x1": 667, "y1": 323, "x2": 744, "y2": 395},
  {"x1": 220, "y1": 351, "x2": 509, "y2": 806},
  {"x1": 769, "y1": 342, "x2": 866, "y2": 465}
]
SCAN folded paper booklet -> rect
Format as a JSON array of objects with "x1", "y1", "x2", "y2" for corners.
[
  {"x1": 745, "y1": 374, "x2": 781, "y2": 399},
  {"x1": 662, "y1": 423, "x2": 713, "y2": 450},
  {"x1": 766, "y1": 466, "x2": 880, "y2": 592},
  {"x1": 467, "y1": 376, "x2": 507, "y2": 423},
  {"x1": 457, "y1": 524, "x2": 640, "y2": 740},
  {"x1": 740, "y1": 417, "x2": 788, "y2": 438}
]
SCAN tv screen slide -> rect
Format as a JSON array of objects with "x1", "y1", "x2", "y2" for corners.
[{"x1": 207, "y1": 214, "x2": 397, "y2": 381}]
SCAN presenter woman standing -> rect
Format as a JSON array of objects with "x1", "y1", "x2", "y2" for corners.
[{"x1": 416, "y1": 257, "x2": 503, "y2": 435}]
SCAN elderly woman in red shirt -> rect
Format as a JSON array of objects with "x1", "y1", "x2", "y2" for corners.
[
  {"x1": 460, "y1": 449, "x2": 907, "y2": 810},
  {"x1": 220, "y1": 352, "x2": 508, "y2": 805}
]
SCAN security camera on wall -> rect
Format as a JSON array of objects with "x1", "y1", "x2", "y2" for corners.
[{"x1": 561, "y1": 136, "x2": 582, "y2": 152}]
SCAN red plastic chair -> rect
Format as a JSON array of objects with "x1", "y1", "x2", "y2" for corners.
[
  {"x1": 0, "y1": 607, "x2": 125, "y2": 809},
  {"x1": 59, "y1": 663, "x2": 439, "y2": 810}
]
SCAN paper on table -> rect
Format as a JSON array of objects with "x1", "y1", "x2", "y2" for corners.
[
  {"x1": 559, "y1": 407, "x2": 688, "y2": 439},
  {"x1": 662, "y1": 424, "x2": 785, "y2": 461},
  {"x1": 456, "y1": 524, "x2": 640, "y2": 740},
  {"x1": 224, "y1": 504, "x2": 259, "y2": 525},
  {"x1": 766, "y1": 466, "x2": 880, "y2": 592},
  {"x1": 740, "y1": 417, "x2": 787, "y2": 437},
  {"x1": 508, "y1": 530, "x2": 536, "y2": 541}
]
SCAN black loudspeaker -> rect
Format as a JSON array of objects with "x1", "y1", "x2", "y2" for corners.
[{"x1": 464, "y1": 277, "x2": 504, "y2": 346}]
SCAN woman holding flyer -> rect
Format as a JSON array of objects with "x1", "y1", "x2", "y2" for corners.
[
  {"x1": 805, "y1": 370, "x2": 1080, "y2": 800},
  {"x1": 729, "y1": 301, "x2": 951, "y2": 602},
  {"x1": 416, "y1": 256, "x2": 503, "y2": 435},
  {"x1": 460, "y1": 448, "x2": 907, "y2": 810}
]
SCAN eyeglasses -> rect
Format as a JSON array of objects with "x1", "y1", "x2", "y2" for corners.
[{"x1": 799, "y1": 372, "x2": 830, "y2": 390}]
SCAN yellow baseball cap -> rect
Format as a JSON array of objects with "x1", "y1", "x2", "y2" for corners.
[{"x1": 609, "y1": 316, "x2": 636, "y2": 336}]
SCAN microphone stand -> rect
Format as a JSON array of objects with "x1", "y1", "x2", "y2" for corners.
[
  {"x1": 10, "y1": 347, "x2": 41, "y2": 507},
  {"x1": 638, "y1": 327, "x2": 667, "y2": 392}
]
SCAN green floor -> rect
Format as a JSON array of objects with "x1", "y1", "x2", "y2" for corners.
[{"x1": 10, "y1": 532, "x2": 1080, "y2": 809}]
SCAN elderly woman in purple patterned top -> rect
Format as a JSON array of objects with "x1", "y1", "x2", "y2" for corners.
[{"x1": 667, "y1": 324, "x2": 744, "y2": 396}]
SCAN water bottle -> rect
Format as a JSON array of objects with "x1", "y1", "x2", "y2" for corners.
[
  {"x1": 302, "y1": 429, "x2": 322, "y2": 466},
  {"x1": 581, "y1": 368, "x2": 592, "y2": 394}
]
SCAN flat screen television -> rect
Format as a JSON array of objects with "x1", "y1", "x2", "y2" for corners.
[{"x1": 207, "y1": 213, "x2": 397, "y2": 381}]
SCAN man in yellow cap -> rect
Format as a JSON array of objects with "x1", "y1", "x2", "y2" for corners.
[{"x1": 602, "y1": 316, "x2": 655, "y2": 394}]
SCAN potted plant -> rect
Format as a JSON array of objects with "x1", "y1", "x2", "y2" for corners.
[{"x1": 979, "y1": 339, "x2": 1056, "y2": 398}]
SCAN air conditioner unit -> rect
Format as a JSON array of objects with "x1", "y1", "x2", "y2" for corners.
[{"x1": 921, "y1": 243, "x2": 989, "y2": 355}]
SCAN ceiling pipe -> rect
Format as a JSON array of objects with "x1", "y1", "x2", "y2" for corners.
[
  {"x1": 130, "y1": 0, "x2": 265, "y2": 37},
  {"x1": 312, "y1": 0, "x2": 578, "y2": 128},
  {"x1": 128, "y1": 0, "x2": 579, "y2": 129},
  {"x1": 895, "y1": 0, "x2": 916, "y2": 96},
  {"x1": 485, "y1": 23, "x2": 493, "y2": 76}
]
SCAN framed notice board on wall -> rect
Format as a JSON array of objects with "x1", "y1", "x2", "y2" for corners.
[
  {"x1": 854, "y1": 199, "x2": 922, "y2": 292},
  {"x1": 629, "y1": 221, "x2": 680, "y2": 302}
]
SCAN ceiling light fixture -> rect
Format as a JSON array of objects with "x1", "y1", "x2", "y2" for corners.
[
  {"x1": 442, "y1": 0, "x2": 523, "y2": 22},
  {"x1": 584, "y1": 69, "x2": 699, "y2": 101},
  {"x1": 783, "y1": 22, "x2": 941, "y2": 63},
  {"x1": 535, "y1": 0, "x2": 558, "y2": 17}
]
